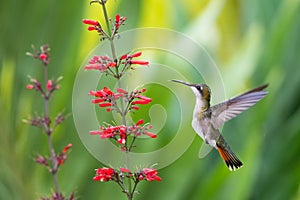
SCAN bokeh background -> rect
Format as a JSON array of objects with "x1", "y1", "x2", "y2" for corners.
[{"x1": 1, "y1": 0, "x2": 300, "y2": 199}]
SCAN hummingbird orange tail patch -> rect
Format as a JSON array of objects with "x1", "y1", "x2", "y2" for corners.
[{"x1": 216, "y1": 145, "x2": 243, "y2": 171}]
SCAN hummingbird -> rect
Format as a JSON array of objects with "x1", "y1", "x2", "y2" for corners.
[{"x1": 172, "y1": 80, "x2": 268, "y2": 171}]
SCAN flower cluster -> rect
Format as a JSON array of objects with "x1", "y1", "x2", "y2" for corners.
[
  {"x1": 93, "y1": 167, "x2": 161, "y2": 183},
  {"x1": 84, "y1": 55, "x2": 116, "y2": 72},
  {"x1": 84, "y1": 51, "x2": 148, "y2": 78},
  {"x1": 89, "y1": 87, "x2": 152, "y2": 112},
  {"x1": 90, "y1": 119, "x2": 156, "y2": 146},
  {"x1": 34, "y1": 143, "x2": 72, "y2": 169},
  {"x1": 83, "y1": 14, "x2": 126, "y2": 39},
  {"x1": 26, "y1": 77, "x2": 61, "y2": 94},
  {"x1": 26, "y1": 44, "x2": 50, "y2": 65}
]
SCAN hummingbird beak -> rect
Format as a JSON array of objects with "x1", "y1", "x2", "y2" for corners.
[{"x1": 171, "y1": 79, "x2": 193, "y2": 87}]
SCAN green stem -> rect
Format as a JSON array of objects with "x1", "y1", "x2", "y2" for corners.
[
  {"x1": 100, "y1": 1, "x2": 119, "y2": 76},
  {"x1": 43, "y1": 64, "x2": 60, "y2": 194}
]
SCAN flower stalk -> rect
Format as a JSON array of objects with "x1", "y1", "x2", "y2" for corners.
[
  {"x1": 83, "y1": 0, "x2": 161, "y2": 199},
  {"x1": 25, "y1": 45, "x2": 75, "y2": 200}
]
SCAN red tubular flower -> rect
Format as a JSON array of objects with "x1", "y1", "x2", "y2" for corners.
[
  {"x1": 132, "y1": 100, "x2": 151, "y2": 105},
  {"x1": 130, "y1": 52, "x2": 142, "y2": 58},
  {"x1": 144, "y1": 131, "x2": 157, "y2": 138},
  {"x1": 142, "y1": 168, "x2": 161, "y2": 182},
  {"x1": 115, "y1": 14, "x2": 120, "y2": 24},
  {"x1": 103, "y1": 87, "x2": 113, "y2": 95},
  {"x1": 94, "y1": 168, "x2": 115, "y2": 182},
  {"x1": 62, "y1": 143, "x2": 72, "y2": 154},
  {"x1": 136, "y1": 119, "x2": 144, "y2": 126},
  {"x1": 119, "y1": 54, "x2": 128, "y2": 60},
  {"x1": 92, "y1": 99, "x2": 105, "y2": 104},
  {"x1": 99, "y1": 103, "x2": 112, "y2": 107},
  {"x1": 130, "y1": 60, "x2": 149, "y2": 65},
  {"x1": 82, "y1": 19, "x2": 99, "y2": 26},
  {"x1": 137, "y1": 95, "x2": 152, "y2": 102},
  {"x1": 88, "y1": 26, "x2": 97, "y2": 31}
]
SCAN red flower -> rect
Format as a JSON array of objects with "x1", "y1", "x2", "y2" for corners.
[
  {"x1": 144, "y1": 131, "x2": 157, "y2": 138},
  {"x1": 99, "y1": 103, "x2": 113, "y2": 107},
  {"x1": 115, "y1": 14, "x2": 120, "y2": 24},
  {"x1": 94, "y1": 167, "x2": 115, "y2": 182},
  {"x1": 141, "y1": 168, "x2": 161, "y2": 182},
  {"x1": 130, "y1": 52, "x2": 142, "y2": 58},
  {"x1": 130, "y1": 60, "x2": 149, "y2": 65},
  {"x1": 87, "y1": 26, "x2": 97, "y2": 31},
  {"x1": 82, "y1": 19, "x2": 99, "y2": 26},
  {"x1": 132, "y1": 100, "x2": 151, "y2": 105},
  {"x1": 136, "y1": 119, "x2": 144, "y2": 126},
  {"x1": 62, "y1": 143, "x2": 72, "y2": 154},
  {"x1": 119, "y1": 54, "x2": 128, "y2": 60}
]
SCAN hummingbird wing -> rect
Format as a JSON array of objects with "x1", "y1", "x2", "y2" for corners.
[{"x1": 210, "y1": 84, "x2": 268, "y2": 129}]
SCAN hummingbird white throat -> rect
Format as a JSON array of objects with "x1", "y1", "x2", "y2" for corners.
[{"x1": 172, "y1": 80, "x2": 268, "y2": 171}]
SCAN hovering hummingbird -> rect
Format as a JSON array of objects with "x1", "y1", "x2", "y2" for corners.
[{"x1": 172, "y1": 80, "x2": 268, "y2": 171}]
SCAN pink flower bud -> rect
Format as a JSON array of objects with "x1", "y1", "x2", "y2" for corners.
[
  {"x1": 26, "y1": 84, "x2": 34, "y2": 90},
  {"x1": 47, "y1": 80, "x2": 52, "y2": 91}
]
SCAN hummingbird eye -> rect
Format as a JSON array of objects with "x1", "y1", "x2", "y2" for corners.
[{"x1": 196, "y1": 86, "x2": 203, "y2": 93}]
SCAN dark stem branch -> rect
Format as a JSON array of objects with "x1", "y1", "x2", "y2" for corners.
[{"x1": 43, "y1": 64, "x2": 60, "y2": 194}]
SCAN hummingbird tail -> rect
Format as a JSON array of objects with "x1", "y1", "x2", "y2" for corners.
[{"x1": 216, "y1": 136, "x2": 243, "y2": 171}]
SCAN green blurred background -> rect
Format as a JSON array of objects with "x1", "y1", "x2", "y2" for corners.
[{"x1": 1, "y1": 0, "x2": 300, "y2": 199}]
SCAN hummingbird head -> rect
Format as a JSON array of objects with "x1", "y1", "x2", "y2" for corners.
[{"x1": 171, "y1": 80, "x2": 211, "y2": 102}]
